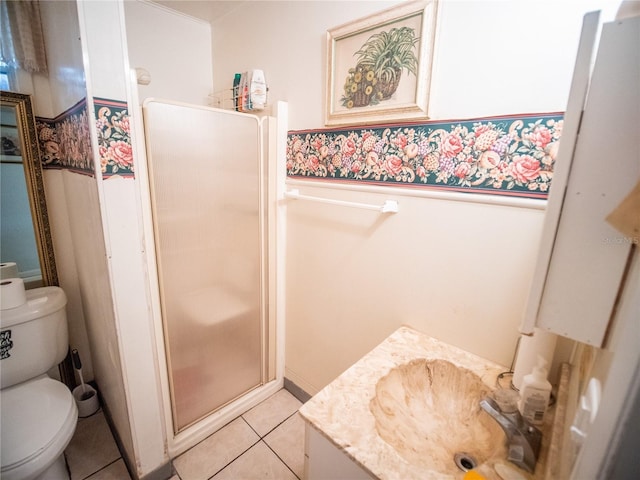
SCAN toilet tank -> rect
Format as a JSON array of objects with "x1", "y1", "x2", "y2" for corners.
[{"x1": 0, "y1": 287, "x2": 68, "y2": 389}]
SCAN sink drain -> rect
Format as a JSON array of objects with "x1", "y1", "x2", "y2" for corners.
[{"x1": 454, "y1": 452, "x2": 478, "y2": 472}]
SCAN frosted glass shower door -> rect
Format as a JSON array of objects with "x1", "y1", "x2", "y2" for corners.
[{"x1": 143, "y1": 100, "x2": 267, "y2": 432}]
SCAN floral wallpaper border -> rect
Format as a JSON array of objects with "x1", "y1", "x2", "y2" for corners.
[
  {"x1": 36, "y1": 98, "x2": 94, "y2": 176},
  {"x1": 94, "y1": 97, "x2": 134, "y2": 178},
  {"x1": 287, "y1": 113, "x2": 564, "y2": 199}
]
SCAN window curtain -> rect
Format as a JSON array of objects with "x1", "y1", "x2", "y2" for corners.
[{"x1": 0, "y1": 0, "x2": 48, "y2": 74}]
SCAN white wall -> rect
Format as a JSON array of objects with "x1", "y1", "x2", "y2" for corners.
[
  {"x1": 71, "y1": 0, "x2": 218, "y2": 475},
  {"x1": 211, "y1": 0, "x2": 621, "y2": 130},
  {"x1": 211, "y1": 0, "x2": 623, "y2": 395},
  {"x1": 212, "y1": 1, "x2": 399, "y2": 129},
  {"x1": 16, "y1": 0, "x2": 88, "y2": 115},
  {"x1": 76, "y1": 1, "x2": 168, "y2": 477},
  {"x1": 124, "y1": 0, "x2": 213, "y2": 105},
  {"x1": 35, "y1": 0, "x2": 95, "y2": 382},
  {"x1": 285, "y1": 188, "x2": 545, "y2": 393},
  {"x1": 38, "y1": 0, "x2": 87, "y2": 114},
  {"x1": 428, "y1": 0, "x2": 618, "y2": 119}
]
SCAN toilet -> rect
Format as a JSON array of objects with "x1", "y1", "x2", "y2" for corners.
[{"x1": 1, "y1": 285, "x2": 78, "y2": 480}]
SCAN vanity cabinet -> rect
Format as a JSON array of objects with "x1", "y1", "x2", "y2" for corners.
[
  {"x1": 522, "y1": 14, "x2": 640, "y2": 346},
  {"x1": 304, "y1": 424, "x2": 375, "y2": 480}
]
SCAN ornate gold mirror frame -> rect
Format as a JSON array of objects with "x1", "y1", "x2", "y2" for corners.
[{"x1": 1, "y1": 90, "x2": 58, "y2": 286}]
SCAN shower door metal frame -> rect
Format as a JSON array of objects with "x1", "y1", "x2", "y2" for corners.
[{"x1": 142, "y1": 99, "x2": 272, "y2": 434}]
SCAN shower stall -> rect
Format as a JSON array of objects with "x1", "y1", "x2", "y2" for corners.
[{"x1": 140, "y1": 99, "x2": 283, "y2": 442}]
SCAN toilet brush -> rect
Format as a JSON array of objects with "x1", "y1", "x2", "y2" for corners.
[{"x1": 71, "y1": 349, "x2": 93, "y2": 401}]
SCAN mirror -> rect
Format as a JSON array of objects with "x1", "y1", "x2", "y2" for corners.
[{"x1": 1, "y1": 90, "x2": 58, "y2": 287}]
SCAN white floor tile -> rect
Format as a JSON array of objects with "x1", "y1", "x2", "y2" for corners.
[
  {"x1": 62, "y1": 388, "x2": 307, "y2": 480},
  {"x1": 242, "y1": 389, "x2": 302, "y2": 437},
  {"x1": 212, "y1": 441, "x2": 297, "y2": 480},
  {"x1": 264, "y1": 413, "x2": 305, "y2": 479},
  {"x1": 85, "y1": 459, "x2": 131, "y2": 479},
  {"x1": 173, "y1": 417, "x2": 259, "y2": 480},
  {"x1": 65, "y1": 411, "x2": 121, "y2": 480}
]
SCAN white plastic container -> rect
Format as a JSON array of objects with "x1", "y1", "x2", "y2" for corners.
[
  {"x1": 72, "y1": 384, "x2": 99, "y2": 417},
  {"x1": 249, "y1": 69, "x2": 267, "y2": 110},
  {"x1": 518, "y1": 356, "x2": 552, "y2": 425}
]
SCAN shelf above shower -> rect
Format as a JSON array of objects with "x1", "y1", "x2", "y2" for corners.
[{"x1": 208, "y1": 89, "x2": 270, "y2": 114}]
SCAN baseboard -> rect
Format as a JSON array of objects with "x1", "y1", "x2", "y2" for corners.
[
  {"x1": 97, "y1": 390, "x2": 138, "y2": 479},
  {"x1": 284, "y1": 377, "x2": 312, "y2": 403},
  {"x1": 139, "y1": 461, "x2": 173, "y2": 480},
  {"x1": 98, "y1": 399, "x2": 173, "y2": 480}
]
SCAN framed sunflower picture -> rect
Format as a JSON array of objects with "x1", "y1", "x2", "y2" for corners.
[{"x1": 326, "y1": 0, "x2": 438, "y2": 127}]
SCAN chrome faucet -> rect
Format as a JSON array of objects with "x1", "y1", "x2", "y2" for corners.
[{"x1": 480, "y1": 396, "x2": 542, "y2": 473}]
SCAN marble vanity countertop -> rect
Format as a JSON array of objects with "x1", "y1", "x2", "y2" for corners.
[{"x1": 299, "y1": 325, "x2": 555, "y2": 480}]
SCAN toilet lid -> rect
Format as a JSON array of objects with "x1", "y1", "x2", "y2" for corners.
[{"x1": 1, "y1": 377, "x2": 77, "y2": 470}]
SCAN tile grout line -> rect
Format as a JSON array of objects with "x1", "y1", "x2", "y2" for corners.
[
  {"x1": 246, "y1": 408, "x2": 301, "y2": 440},
  {"x1": 207, "y1": 411, "x2": 302, "y2": 479},
  {"x1": 79, "y1": 457, "x2": 123, "y2": 480},
  {"x1": 253, "y1": 409, "x2": 303, "y2": 479},
  {"x1": 172, "y1": 416, "x2": 256, "y2": 479},
  {"x1": 73, "y1": 394, "x2": 301, "y2": 479},
  {"x1": 261, "y1": 438, "x2": 301, "y2": 480},
  {"x1": 241, "y1": 415, "x2": 262, "y2": 438},
  {"x1": 205, "y1": 423, "x2": 262, "y2": 480},
  {"x1": 206, "y1": 438, "x2": 262, "y2": 480},
  {"x1": 173, "y1": 415, "x2": 244, "y2": 460},
  {"x1": 173, "y1": 396, "x2": 303, "y2": 479}
]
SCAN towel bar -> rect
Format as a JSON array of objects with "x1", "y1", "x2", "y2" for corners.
[{"x1": 285, "y1": 189, "x2": 399, "y2": 213}]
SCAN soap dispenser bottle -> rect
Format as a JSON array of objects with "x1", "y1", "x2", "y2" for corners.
[
  {"x1": 249, "y1": 69, "x2": 267, "y2": 110},
  {"x1": 519, "y1": 356, "x2": 552, "y2": 425}
]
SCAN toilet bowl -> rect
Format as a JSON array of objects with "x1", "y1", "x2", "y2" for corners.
[
  {"x1": 0, "y1": 286, "x2": 78, "y2": 480},
  {"x1": 1, "y1": 377, "x2": 78, "y2": 479}
]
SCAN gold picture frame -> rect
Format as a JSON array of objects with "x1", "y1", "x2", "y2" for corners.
[
  {"x1": 1, "y1": 90, "x2": 58, "y2": 287},
  {"x1": 325, "y1": 0, "x2": 438, "y2": 127}
]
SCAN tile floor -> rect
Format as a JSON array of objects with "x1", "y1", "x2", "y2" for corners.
[{"x1": 64, "y1": 389, "x2": 305, "y2": 480}]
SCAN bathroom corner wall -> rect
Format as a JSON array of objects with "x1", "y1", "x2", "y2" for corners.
[
  {"x1": 35, "y1": 0, "x2": 95, "y2": 383},
  {"x1": 76, "y1": 0, "x2": 168, "y2": 477},
  {"x1": 123, "y1": 0, "x2": 213, "y2": 105},
  {"x1": 211, "y1": 0, "x2": 622, "y2": 395},
  {"x1": 28, "y1": 1, "x2": 121, "y2": 464}
]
